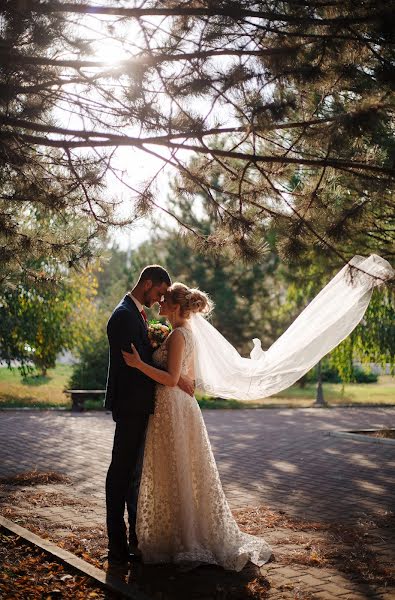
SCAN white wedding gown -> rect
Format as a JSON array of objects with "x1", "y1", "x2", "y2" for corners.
[{"x1": 136, "y1": 326, "x2": 272, "y2": 571}]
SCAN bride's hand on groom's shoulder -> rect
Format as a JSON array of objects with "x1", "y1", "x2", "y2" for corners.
[{"x1": 122, "y1": 344, "x2": 141, "y2": 369}]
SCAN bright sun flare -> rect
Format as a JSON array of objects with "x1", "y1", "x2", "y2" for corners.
[{"x1": 92, "y1": 39, "x2": 131, "y2": 66}]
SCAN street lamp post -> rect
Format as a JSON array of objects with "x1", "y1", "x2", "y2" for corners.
[{"x1": 314, "y1": 359, "x2": 326, "y2": 406}]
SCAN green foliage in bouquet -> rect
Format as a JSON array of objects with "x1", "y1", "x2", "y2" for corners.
[{"x1": 148, "y1": 320, "x2": 172, "y2": 350}]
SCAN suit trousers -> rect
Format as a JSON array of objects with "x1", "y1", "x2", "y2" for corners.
[{"x1": 105, "y1": 414, "x2": 149, "y2": 560}]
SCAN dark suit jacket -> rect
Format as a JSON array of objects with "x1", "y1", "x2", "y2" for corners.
[{"x1": 104, "y1": 295, "x2": 155, "y2": 421}]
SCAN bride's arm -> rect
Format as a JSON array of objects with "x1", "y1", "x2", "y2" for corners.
[{"x1": 122, "y1": 330, "x2": 185, "y2": 387}]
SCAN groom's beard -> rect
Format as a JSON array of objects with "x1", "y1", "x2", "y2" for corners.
[{"x1": 143, "y1": 292, "x2": 154, "y2": 308}]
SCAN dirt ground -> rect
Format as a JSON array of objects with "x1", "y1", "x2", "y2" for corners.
[{"x1": 1, "y1": 471, "x2": 394, "y2": 599}]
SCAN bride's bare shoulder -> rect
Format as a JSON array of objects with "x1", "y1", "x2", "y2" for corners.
[{"x1": 167, "y1": 328, "x2": 187, "y2": 345}]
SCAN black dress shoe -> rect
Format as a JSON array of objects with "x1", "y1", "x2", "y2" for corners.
[
  {"x1": 106, "y1": 552, "x2": 129, "y2": 567},
  {"x1": 105, "y1": 560, "x2": 129, "y2": 579}
]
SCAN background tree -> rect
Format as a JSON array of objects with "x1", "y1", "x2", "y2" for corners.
[
  {"x1": 0, "y1": 265, "x2": 98, "y2": 375},
  {"x1": 330, "y1": 288, "x2": 395, "y2": 382}
]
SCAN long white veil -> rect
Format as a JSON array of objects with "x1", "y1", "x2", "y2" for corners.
[{"x1": 189, "y1": 254, "x2": 394, "y2": 401}]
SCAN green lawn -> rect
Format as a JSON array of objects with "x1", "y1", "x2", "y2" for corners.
[
  {"x1": 0, "y1": 364, "x2": 73, "y2": 408},
  {"x1": 197, "y1": 376, "x2": 395, "y2": 408},
  {"x1": 272, "y1": 375, "x2": 395, "y2": 405},
  {"x1": 0, "y1": 365, "x2": 394, "y2": 409}
]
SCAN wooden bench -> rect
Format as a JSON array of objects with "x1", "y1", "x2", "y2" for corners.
[{"x1": 64, "y1": 389, "x2": 106, "y2": 412}]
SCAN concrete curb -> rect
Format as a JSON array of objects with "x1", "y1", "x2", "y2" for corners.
[
  {"x1": 0, "y1": 407, "x2": 69, "y2": 411},
  {"x1": 329, "y1": 430, "x2": 395, "y2": 445},
  {"x1": 1, "y1": 404, "x2": 395, "y2": 412},
  {"x1": 0, "y1": 515, "x2": 151, "y2": 600}
]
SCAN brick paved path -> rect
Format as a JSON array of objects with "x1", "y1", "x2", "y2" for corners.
[
  {"x1": 1, "y1": 408, "x2": 394, "y2": 521},
  {"x1": 1, "y1": 408, "x2": 394, "y2": 599}
]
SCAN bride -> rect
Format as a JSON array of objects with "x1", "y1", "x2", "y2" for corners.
[{"x1": 122, "y1": 282, "x2": 273, "y2": 571}]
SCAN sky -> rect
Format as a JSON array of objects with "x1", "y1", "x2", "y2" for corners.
[
  {"x1": 58, "y1": 12, "x2": 235, "y2": 250},
  {"x1": 105, "y1": 147, "x2": 167, "y2": 250},
  {"x1": 57, "y1": 13, "x2": 181, "y2": 250}
]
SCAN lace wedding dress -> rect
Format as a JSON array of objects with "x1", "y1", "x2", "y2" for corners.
[{"x1": 136, "y1": 326, "x2": 272, "y2": 571}]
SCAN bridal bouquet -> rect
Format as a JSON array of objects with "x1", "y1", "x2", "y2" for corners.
[{"x1": 148, "y1": 321, "x2": 171, "y2": 349}]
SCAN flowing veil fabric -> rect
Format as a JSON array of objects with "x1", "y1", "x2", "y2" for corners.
[{"x1": 190, "y1": 254, "x2": 394, "y2": 401}]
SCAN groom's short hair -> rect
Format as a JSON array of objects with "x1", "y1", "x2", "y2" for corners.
[{"x1": 138, "y1": 265, "x2": 171, "y2": 286}]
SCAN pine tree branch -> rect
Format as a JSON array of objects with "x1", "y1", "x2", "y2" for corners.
[
  {"x1": 0, "y1": 78, "x2": 92, "y2": 94},
  {"x1": 255, "y1": 165, "x2": 392, "y2": 284},
  {"x1": 32, "y1": 2, "x2": 391, "y2": 27},
  {"x1": 0, "y1": 47, "x2": 299, "y2": 69},
  {"x1": 168, "y1": 143, "x2": 395, "y2": 177},
  {"x1": 2, "y1": 127, "x2": 393, "y2": 177},
  {"x1": 0, "y1": 114, "x2": 341, "y2": 143}
]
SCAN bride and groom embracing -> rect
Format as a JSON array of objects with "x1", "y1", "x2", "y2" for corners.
[
  {"x1": 104, "y1": 254, "x2": 392, "y2": 571},
  {"x1": 104, "y1": 264, "x2": 272, "y2": 571}
]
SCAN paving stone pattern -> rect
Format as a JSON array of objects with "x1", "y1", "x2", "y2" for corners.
[
  {"x1": 0, "y1": 407, "x2": 394, "y2": 599},
  {"x1": 1, "y1": 408, "x2": 394, "y2": 521}
]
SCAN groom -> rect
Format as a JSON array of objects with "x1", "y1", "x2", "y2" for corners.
[{"x1": 105, "y1": 264, "x2": 193, "y2": 566}]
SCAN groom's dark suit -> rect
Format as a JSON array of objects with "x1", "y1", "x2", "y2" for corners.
[{"x1": 105, "y1": 294, "x2": 155, "y2": 562}]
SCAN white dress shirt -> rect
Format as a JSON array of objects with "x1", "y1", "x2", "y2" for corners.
[{"x1": 129, "y1": 293, "x2": 144, "y2": 313}]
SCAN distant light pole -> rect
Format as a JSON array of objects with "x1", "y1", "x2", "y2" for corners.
[{"x1": 314, "y1": 360, "x2": 326, "y2": 406}]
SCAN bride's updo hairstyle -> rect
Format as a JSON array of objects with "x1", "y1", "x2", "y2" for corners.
[{"x1": 168, "y1": 282, "x2": 213, "y2": 318}]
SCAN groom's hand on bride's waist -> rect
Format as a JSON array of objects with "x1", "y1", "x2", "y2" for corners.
[{"x1": 178, "y1": 375, "x2": 195, "y2": 397}]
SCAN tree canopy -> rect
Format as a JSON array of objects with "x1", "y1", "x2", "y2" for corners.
[{"x1": 1, "y1": 0, "x2": 394, "y2": 270}]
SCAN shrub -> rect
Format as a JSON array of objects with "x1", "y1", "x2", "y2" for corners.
[
  {"x1": 69, "y1": 331, "x2": 108, "y2": 391},
  {"x1": 305, "y1": 363, "x2": 378, "y2": 384},
  {"x1": 352, "y1": 367, "x2": 378, "y2": 384},
  {"x1": 304, "y1": 362, "x2": 342, "y2": 384}
]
